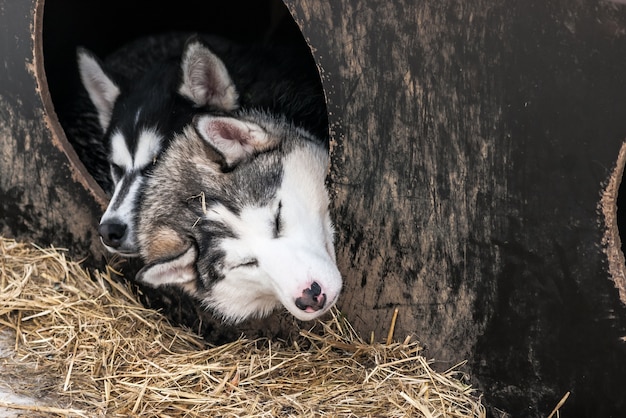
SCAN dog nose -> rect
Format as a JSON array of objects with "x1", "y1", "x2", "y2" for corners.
[
  {"x1": 295, "y1": 281, "x2": 327, "y2": 312},
  {"x1": 98, "y1": 221, "x2": 127, "y2": 248}
]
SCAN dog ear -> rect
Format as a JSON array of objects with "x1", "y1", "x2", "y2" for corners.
[
  {"x1": 194, "y1": 115, "x2": 279, "y2": 167},
  {"x1": 77, "y1": 48, "x2": 120, "y2": 131},
  {"x1": 179, "y1": 39, "x2": 239, "y2": 111},
  {"x1": 136, "y1": 245, "x2": 198, "y2": 291}
]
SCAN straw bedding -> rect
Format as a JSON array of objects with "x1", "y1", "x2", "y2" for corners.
[{"x1": 0, "y1": 237, "x2": 486, "y2": 417}]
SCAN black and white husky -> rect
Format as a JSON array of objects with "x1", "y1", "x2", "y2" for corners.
[
  {"x1": 74, "y1": 34, "x2": 326, "y2": 257},
  {"x1": 135, "y1": 109, "x2": 341, "y2": 322}
]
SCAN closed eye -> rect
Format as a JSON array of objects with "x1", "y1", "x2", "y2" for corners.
[
  {"x1": 273, "y1": 201, "x2": 282, "y2": 238},
  {"x1": 111, "y1": 164, "x2": 125, "y2": 183},
  {"x1": 237, "y1": 258, "x2": 258, "y2": 268},
  {"x1": 140, "y1": 163, "x2": 155, "y2": 175}
]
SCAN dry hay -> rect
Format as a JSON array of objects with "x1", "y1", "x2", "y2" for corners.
[{"x1": 0, "y1": 237, "x2": 486, "y2": 417}]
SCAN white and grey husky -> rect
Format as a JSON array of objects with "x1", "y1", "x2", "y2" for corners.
[
  {"x1": 70, "y1": 34, "x2": 326, "y2": 257},
  {"x1": 135, "y1": 109, "x2": 342, "y2": 322}
]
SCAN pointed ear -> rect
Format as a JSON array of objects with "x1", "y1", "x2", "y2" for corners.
[
  {"x1": 194, "y1": 115, "x2": 278, "y2": 167},
  {"x1": 77, "y1": 47, "x2": 120, "y2": 131},
  {"x1": 179, "y1": 39, "x2": 239, "y2": 111},
  {"x1": 136, "y1": 245, "x2": 198, "y2": 291}
]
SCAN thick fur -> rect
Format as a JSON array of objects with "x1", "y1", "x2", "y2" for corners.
[
  {"x1": 61, "y1": 33, "x2": 327, "y2": 257},
  {"x1": 136, "y1": 110, "x2": 341, "y2": 322},
  {"x1": 60, "y1": 34, "x2": 213, "y2": 194}
]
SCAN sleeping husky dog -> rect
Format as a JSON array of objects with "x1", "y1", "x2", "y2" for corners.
[
  {"x1": 73, "y1": 34, "x2": 326, "y2": 257},
  {"x1": 135, "y1": 110, "x2": 341, "y2": 322}
]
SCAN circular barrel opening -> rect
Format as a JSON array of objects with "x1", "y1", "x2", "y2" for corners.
[
  {"x1": 617, "y1": 174, "x2": 626, "y2": 253},
  {"x1": 40, "y1": 0, "x2": 330, "y2": 340},
  {"x1": 602, "y1": 140, "x2": 626, "y2": 307}
]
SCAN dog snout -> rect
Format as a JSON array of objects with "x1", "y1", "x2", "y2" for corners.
[
  {"x1": 295, "y1": 281, "x2": 327, "y2": 313},
  {"x1": 98, "y1": 220, "x2": 128, "y2": 248}
]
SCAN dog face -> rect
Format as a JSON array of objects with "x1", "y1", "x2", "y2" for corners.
[
  {"x1": 136, "y1": 111, "x2": 342, "y2": 322},
  {"x1": 77, "y1": 40, "x2": 238, "y2": 256}
]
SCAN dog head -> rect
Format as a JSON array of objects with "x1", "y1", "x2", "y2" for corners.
[
  {"x1": 136, "y1": 111, "x2": 342, "y2": 322},
  {"x1": 77, "y1": 38, "x2": 238, "y2": 256}
]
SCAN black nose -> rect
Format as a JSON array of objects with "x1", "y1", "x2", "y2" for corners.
[
  {"x1": 295, "y1": 281, "x2": 327, "y2": 312},
  {"x1": 98, "y1": 221, "x2": 127, "y2": 248}
]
